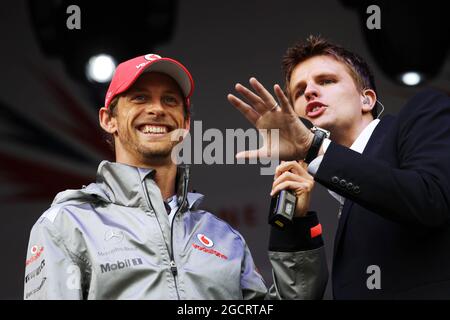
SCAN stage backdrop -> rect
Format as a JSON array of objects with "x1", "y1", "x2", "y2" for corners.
[{"x1": 1, "y1": 0, "x2": 448, "y2": 300}]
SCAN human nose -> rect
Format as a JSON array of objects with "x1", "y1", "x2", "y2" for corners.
[
  {"x1": 304, "y1": 83, "x2": 320, "y2": 102},
  {"x1": 145, "y1": 100, "x2": 165, "y2": 116}
]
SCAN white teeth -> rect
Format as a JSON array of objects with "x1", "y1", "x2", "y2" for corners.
[
  {"x1": 311, "y1": 105, "x2": 323, "y2": 113},
  {"x1": 140, "y1": 125, "x2": 168, "y2": 134}
]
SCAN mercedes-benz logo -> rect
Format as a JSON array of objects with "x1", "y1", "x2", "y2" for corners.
[{"x1": 104, "y1": 229, "x2": 125, "y2": 244}]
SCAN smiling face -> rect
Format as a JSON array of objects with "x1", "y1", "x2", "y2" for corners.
[
  {"x1": 100, "y1": 72, "x2": 190, "y2": 167},
  {"x1": 289, "y1": 55, "x2": 374, "y2": 145}
]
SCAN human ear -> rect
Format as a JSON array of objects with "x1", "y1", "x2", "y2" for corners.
[
  {"x1": 99, "y1": 107, "x2": 118, "y2": 134},
  {"x1": 361, "y1": 89, "x2": 377, "y2": 114}
]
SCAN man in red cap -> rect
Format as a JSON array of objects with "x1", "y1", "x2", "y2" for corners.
[{"x1": 24, "y1": 54, "x2": 328, "y2": 299}]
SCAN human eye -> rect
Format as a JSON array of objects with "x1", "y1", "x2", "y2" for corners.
[
  {"x1": 163, "y1": 95, "x2": 180, "y2": 106},
  {"x1": 320, "y1": 78, "x2": 336, "y2": 85},
  {"x1": 294, "y1": 88, "x2": 305, "y2": 100},
  {"x1": 131, "y1": 94, "x2": 148, "y2": 103}
]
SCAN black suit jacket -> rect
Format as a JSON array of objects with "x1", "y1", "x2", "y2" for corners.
[{"x1": 314, "y1": 89, "x2": 450, "y2": 299}]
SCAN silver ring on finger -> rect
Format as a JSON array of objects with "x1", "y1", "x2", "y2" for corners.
[{"x1": 270, "y1": 102, "x2": 279, "y2": 112}]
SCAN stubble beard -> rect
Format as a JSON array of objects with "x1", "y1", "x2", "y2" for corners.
[
  {"x1": 137, "y1": 141, "x2": 175, "y2": 161},
  {"x1": 117, "y1": 128, "x2": 178, "y2": 165}
]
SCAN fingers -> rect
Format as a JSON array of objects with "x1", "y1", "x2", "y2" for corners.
[
  {"x1": 233, "y1": 83, "x2": 267, "y2": 115},
  {"x1": 249, "y1": 78, "x2": 278, "y2": 109},
  {"x1": 270, "y1": 180, "x2": 311, "y2": 197},
  {"x1": 227, "y1": 93, "x2": 260, "y2": 125},
  {"x1": 275, "y1": 161, "x2": 301, "y2": 178},
  {"x1": 235, "y1": 149, "x2": 264, "y2": 161},
  {"x1": 230, "y1": 79, "x2": 290, "y2": 115},
  {"x1": 299, "y1": 161, "x2": 309, "y2": 171},
  {"x1": 230, "y1": 78, "x2": 279, "y2": 116},
  {"x1": 235, "y1": 83, "x2": 264, "y2": 105},
  {"x1": 274, "y1": 160, "x2": 313, "y2": 180},
  {"x1": 273, "y1": 169, "x2": 313, "y2": 189},
  {"x1": 274, "y1": 84, "x2": 294, "y2": 113}
]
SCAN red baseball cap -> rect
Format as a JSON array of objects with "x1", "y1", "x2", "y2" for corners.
[{"x1": 104, "y1": 53, "x2": 194, "y2": 109}]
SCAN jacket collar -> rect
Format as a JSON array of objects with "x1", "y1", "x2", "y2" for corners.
[
  {"x1": 96, "y1": 161, "x2": 204, "y2": 209},
  {"x1": 95, "y1": 161, "x2": 153, "y2": 208}
]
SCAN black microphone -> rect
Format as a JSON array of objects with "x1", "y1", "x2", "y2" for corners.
[{"x1": 268, "y1": 117, "x2": 312, "y2": 229}]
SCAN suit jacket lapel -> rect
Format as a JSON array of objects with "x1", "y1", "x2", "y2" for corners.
[{"x1": 333, "y1": 116, "x2": 394, "y2": 259}]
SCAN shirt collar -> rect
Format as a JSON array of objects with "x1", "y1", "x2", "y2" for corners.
[
  {"x1": 349, "y1": 119, "x2": 380, "y2": 153},
  {"x1": 166, "y1": 192, "x2": 205, "y2": 211}
]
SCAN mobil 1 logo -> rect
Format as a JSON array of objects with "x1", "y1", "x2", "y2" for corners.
[{"x1": 100, "y1": 258, "x2": 143, "y2": 273}]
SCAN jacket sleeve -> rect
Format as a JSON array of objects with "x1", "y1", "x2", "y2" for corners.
[
  {"x1": 240, "y1": 244, "x2": 271, "y2": 300},
  {"x1": 24, "y1": 209, "x2": 86, "y2": 300},
  {"x1": 267, "y1": 212, "x2": 328, "y2": 300},
  {"x1": 240, "y1": 212, "x2": 328, "y2": 300},
  {"x1": 315, "y1": 89, "x2": 450, "y2": 227}
]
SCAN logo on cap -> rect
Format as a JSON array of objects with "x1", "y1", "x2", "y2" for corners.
[
  {"x1": 197, "y1": 234, "x2": 214, "y2": 247},
  {"x1": 144, "y1": 54, "x2": 161, "y2": 61}
]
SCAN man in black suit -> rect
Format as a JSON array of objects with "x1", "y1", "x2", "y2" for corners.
[{"x1": 227, "y1": 35, "x2": 450, "y2": 299}]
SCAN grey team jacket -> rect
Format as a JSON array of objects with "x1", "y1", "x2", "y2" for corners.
[{"x1": 24, "y1": 161, "x2": 328, "y2": 299}]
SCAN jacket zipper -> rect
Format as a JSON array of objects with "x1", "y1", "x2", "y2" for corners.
[
  {"x1": 141, "y1": 181, "x2": 180, "y2": 300},
  {"x1": 167, "y1": 167, "x2": 189, "y2": 300},
  {"x1": 169, "y1": 211, "x2": 180, "y2": 300}
]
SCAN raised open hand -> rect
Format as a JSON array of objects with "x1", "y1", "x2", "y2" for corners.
[{"x1": 227, "y1": 77, "x2": 313, "y2": 161}]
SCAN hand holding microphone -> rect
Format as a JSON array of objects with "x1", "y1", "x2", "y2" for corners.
[{"x1": 268, "y1": 161, "x2": 315, "y2": 229}]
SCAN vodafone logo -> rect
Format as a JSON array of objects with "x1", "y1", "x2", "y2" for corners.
[
  {"x1": 197, "y1": 234, "x2": 214, "y2": 248},
  {"x1": 136, "y1": 62, "x2": 148, "y2": 69},
  {"x1": 26, "y1": 245, "x2": 44, "y2": 266},
  {"x1": 144, "y1": 54, "x2": 161, "y2": 61},
  {"x1": 30, "y1": 245, "x2": 40, "y2": 255}
]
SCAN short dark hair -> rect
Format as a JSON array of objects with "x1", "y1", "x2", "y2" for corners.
[
  {"x1": 103, "y1": 95, "x2": 191, "y2": 152},
  {"x1": 282, "y1": 35, "x2": 378, "y2": 118}
]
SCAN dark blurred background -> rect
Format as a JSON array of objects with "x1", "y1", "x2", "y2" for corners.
[{"x1": 1, "y1": 0, "x2": 448, "y2": 299}]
